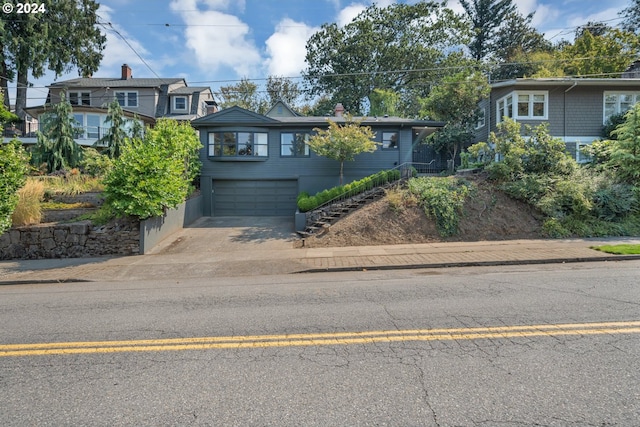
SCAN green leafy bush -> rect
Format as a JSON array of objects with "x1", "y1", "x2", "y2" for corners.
[
  {"x1": 103, "y1": 119, "x2": 202, "y2": 219},
  {"x1": 0, "y1": 141, "x2": 30, "y2": 233},
  {"x1": 297, "y1": 169, "x2": 401, "y2": 212},
  {"x1": 407, "y1": 176, "x2": 472, "y2": 237}
]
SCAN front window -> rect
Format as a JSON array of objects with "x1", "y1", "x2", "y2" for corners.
[
  {"x1": 497, "y1": 91, "x2": 548, "y2": 122},
  {"x1": 381, "y1": 132, "x2": 398, "y2": 149},
  {"x1": 173, "y1": 96, "x2": 187, "y2": 112},
  {"x1": 281, "y1": 132, "x2": 310, "y2": 157},
  {"x1": 115, "y1": 91, "x2": 138, "y2": 108},
  {"x1": 604, "y1": 92, "x2": 640, "y2": 123},
  {"x1": 208, "y1": 131, "x2": 268, "y2": 157},
  {"x1": 68, "y1": 91, "x2": 91, "y2": 106}
]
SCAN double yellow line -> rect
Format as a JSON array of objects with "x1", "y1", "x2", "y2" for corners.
[{"x1": 2, "y1": 321, "x2": 639, "y2": 357}]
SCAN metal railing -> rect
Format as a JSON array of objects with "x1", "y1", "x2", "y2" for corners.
[{"x1": 2, "y1": 122, "x2": 109, "y2": 141}]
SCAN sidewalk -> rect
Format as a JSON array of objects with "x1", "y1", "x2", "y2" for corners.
[{"x1": 2, "y1": 237, "x2": 640, "y2": 284}]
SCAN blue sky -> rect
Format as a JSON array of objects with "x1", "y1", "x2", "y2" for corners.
[{"x1": 14, "y1": 0, "x2": 632, "y2": 107}]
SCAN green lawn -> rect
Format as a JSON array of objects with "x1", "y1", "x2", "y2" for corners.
[{"x1": 591, "y1": 244, "x2": 640, "y2": 255}]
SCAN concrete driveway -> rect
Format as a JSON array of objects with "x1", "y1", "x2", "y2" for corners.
[{"x1": 148, "y1": 216, "x2": 300, "y2": 256}]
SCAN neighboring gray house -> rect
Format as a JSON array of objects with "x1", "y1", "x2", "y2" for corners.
[
  {"x1": 191, "y1": 101, "x2": 444, "y2": 217},
  {"x1": 16, "y1": 64, "x2": 217, "y2": 145},
  {"x1": 474, "y1": 77, "x2": 640, "y2": 162}
]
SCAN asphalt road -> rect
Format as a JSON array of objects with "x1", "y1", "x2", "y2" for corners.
[{"x1": 1, "y1": 261, "x2": 639, "y2": 426}]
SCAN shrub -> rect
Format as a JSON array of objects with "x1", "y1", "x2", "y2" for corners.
[
  {"x1": 0, "y1": 140, "x2": 29, "y2": 233},
  {"x1": 407, "y1": 177, "x2": 472, "y2": 237},
  {"x1": 103, "y1": 119, "x2": 202, "y2": 219},
  {"x1": 11, "y1": 178, "x2": 44, "y2": 226},
  {"x1": 80, "y1": 147, "x2": 113, "y2": 177},
  {"x1": 296, "y1": 168, "x2": 401, "y2": 212}
]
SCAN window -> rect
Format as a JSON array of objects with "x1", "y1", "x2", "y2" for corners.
[
  {"x1": 497, "y1": 91, "x2": 548, "y2": 122},
  {"x1": 115, "y1": 91, "x2": 138, "y2": 108},
  {"x1": 68, "y1": 91, "x2": 91, "y2": 106},
  {"x1": 381, "y1": 132, "x2": 398, "y2": 149},
  {"x1": 173, "y1": 96, "x2": 187, "y2": 112},
  {"x1": 208, "y1": 132, "x2": 268, "y2": 157},
  {"x1": 604, "y1": 92, "x2": 640, "y2": 123},
  {"x1": 281, "y1": 132, "x2": 310, "y2": 157},
  {"x1": 86, "y1": 114, "x2": 101, "y2": 139}
]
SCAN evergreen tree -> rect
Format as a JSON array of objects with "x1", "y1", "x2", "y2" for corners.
[
  {"x1": 34, "y1": 92, "x2": 82, "y2": 172},
  {"x1": 99, "y1": 99, "x2": 128, "y2": 158},
  {"x1": 460, "y1": 0, "x2": 516, "y2": 61}
]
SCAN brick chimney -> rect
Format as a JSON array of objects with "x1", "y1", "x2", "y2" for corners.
[
  {"x1": 121, "y1": 64, "x2": 132, "y2": 80},
  {"x1": 334, "y1": 103, "x2": 345, "y2": 117}
]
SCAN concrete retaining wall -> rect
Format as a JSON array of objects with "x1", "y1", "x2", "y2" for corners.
[{"x1": 139, "y1": 195, "x2": 203, "y2": 254}]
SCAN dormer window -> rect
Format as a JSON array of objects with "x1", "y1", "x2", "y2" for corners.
[
  {"x1": 68, "y1": 91, "x2": 91, "y2": 106},
  {"x1": 173, "y1": 96, "x2": 188, "y2": 112}
]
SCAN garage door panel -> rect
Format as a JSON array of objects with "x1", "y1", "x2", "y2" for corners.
[{"x1": 212, "y1": 180, "x2": 297, "y2": 216}]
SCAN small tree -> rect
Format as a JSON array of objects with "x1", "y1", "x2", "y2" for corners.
[
  {"x1": 98, "y1": 99, "x2": 128, "y2": 158},
  {"x1": 34, "y1": 92, "x2": 82, "y2": 172},
  {"x1": 420, "y1": 71, "x2": 490, "y2": 169},
  {"x1": 0, "y1": 140, "x2": 29, "y2": 233},
  {"x1": 308, "y1": 116, "x2": 377, "y2": 185}
]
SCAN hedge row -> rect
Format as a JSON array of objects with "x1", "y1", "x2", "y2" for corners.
[{"x1": 297, "y1": 169, "x2": 401, "y2": 212}]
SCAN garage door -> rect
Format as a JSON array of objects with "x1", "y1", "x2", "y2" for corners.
[{"x1": 212, "y1": 180, "x2": 298, "y2": 216}]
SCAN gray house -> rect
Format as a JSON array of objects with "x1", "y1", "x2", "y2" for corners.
[
  {"x1": 16, "y1": 64, "x2": 217, "y2": 146},
  {"x1": 191, "y1": 102, "x2": 444, "y2": 217},
  {"x1": 474, "y1": 77, "x2": 640, "y2": 162}
]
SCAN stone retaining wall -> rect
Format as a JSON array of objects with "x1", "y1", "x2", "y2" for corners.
[{"x1": 0, "y1": 217, "x2": 140, "y2": 260}]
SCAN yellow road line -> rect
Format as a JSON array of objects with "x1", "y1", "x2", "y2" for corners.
[{"x1": 2, "y1": 321, "x2": 639, "y2": 357}]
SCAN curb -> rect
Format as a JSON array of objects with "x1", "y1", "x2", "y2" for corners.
[{"x1": 297, "y1": 255, "x2": 640, "y2": 274}]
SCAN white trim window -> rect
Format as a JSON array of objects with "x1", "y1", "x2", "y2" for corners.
[
  {"x1": 173, "y1": 96, "x2": 188, "y2": 112},
  {"x1": 604, "y1": 91, "x2": 640, "y2": 123},
  {"x1": 115, "y1": 91, "x2": 138, "y2": 108},
  {"x1": 496, "y1": 91, "x2": 548, "y2": 123},
  {"x1": 68, "y1": 91, "x2": 91, "y2": 106}
]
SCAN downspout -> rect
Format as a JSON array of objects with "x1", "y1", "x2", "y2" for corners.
[{"x1": 564, "y1": 82, "x2": 578, "y2": 156}]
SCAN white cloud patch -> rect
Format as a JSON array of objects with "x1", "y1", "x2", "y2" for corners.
[
  {"x1": 337, "y1": 3, "x2": 367, "y2": 27},
  {"x1": 265, "y1": 19, "x2": 319, "y2": 77},
  {"x1": 169, "y1": 0, "x2": 261, "y2": 76}
]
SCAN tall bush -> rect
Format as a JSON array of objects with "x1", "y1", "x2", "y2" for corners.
[
  {"x1": 0, "y1": 140, "x2": 30, "y2": 233},
  {"x1": 103, "y1": 119, "x2": 202, "y2": 219}
]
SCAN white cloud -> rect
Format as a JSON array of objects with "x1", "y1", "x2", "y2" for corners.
[
  {"x1": 337, "y1": 3, "x2": 367, "y2": 27},
  {"x1": 169, "y1": 0, "x2": 261, "y2": 76},
  {"x1": 265, "y1": 19, "x2": 319, "y2": 76}
]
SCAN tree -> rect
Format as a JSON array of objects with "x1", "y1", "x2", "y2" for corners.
[
  {"x1": 561, "y1": 28, "x2": 640, "y2": 77},
  {"x1": 104, "y1": 119, "x2": 202, "y2": 219},
  {"x1": 215, "y1": 78, "x2": 267, "y2": 113},
  {"x1": 0, "y1": 140, "x2": 29, "y2": 233},
  {"x1": 33, "y1": 92, "x2": 82, "y2": 172},
  {"x1": 369, "y1": 88, "x2": 400, "y2": 117},
  {"x1": 608, "y1": 103, "x2": 640, "y2": 184},
  {"x1": 307, "y1": 116, "x2": 377, "y2": 185},
  {"x1": 460, "y1": 0, "x2": 516, "y2": 61},
  {"x1": 265, "y1": 76, "x2": 302, "y2": 110},
  {"x1": 620, "y1": 0, "x2": 640, "y2": 33},
  {"x1": 303, "y1": 2, "x2": 471, "y2": 116},
  {"x1": 1, "y1": 0, "x2": 106, "y2": 120},
  {"x1": 98, "y1": 99, "x2": 128, "y2": 158},
  {"x1": 490, "y1": 11, "x2": 555, "y2": 80},
  {"x1": 420, "y1": 71, "x2": 490, "y2": 168}
]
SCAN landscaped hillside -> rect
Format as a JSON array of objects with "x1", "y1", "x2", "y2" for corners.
[{"x1": 298, "y1": 174, "x2": 545, "y2": 248}]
